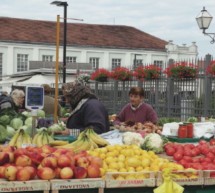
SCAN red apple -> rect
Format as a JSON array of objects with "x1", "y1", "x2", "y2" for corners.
[
  {"x1": 60, "y1": 167, "x2": 74, "y2": 179},
  {"x1": 1, "y1": 146, "x2": 15, "y2": 152},
  {"x1": 14, "y1": 148, "x2": 27, "y2": 158},
  {"x1": 25, "y1": 166, "x2": 37, "y2": 179},
  {"x1": 76, "y1": 157, "x2": 89, "y2": 168},
  {"x1": 0, "y1": 166, "x2": 5, "y2": 178},
  {"x1": 4, "y1": 165, "x2": 18, "y2": 181},
  {"x1": 15, "y1": 155, "x2": 32, "y2": 167},
  {"x1": 16, "y1": 167, "x2": 31, "y2": 181},
  {"x1": 37, "y1": 167, "x2": 55, "y2": 180},
  {"x1": 57, "y1": 155, "x2": 72, "y2": 168},
  {"x1": 87, "y1": 164, "x2": 101, "y2": 178},
  {"x1": 54, "y1": 167, "x2": 61, "y2": 179},
  {"x1": 7, "y1": 152, "x2": 14, "y2": 163},
  {"x1": 41, "y1": 155, "x2": 57, "y2": 169},
  {"x1": 88, "y1": 156, "x2": 103, "y2": 167},
  {"x1": 0, "y1": 152, "x2": 10, "y2": 166},
  {"x1": 52, "y1": 149, "x2": 69, "y2": 158},
  {"x1": 74, "y1": 166, "x2": 87, "y2": 179},
  {"x1": 41, "y1": 145, "x2": 56, "y2": 154},
  {"x1": 27, "y1": 151, "x2": 44, "y2": 166}
]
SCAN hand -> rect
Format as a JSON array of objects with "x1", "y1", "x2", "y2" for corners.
[{"x1": 54, "y1": 129, "x2": 70, "y2": 135}]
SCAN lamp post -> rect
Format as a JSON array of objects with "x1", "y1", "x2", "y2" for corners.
[
  {"x1": 51, "y1": 1, "x2": 68, "y2": 83},
  {"x1": 196, "y1": 7, "x2": 215, "y2": 44}
]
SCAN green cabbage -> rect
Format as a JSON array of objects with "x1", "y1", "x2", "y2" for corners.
[
  {"x1": 37, "y1": 110, "x2": 45, "y2": 118},
  {"x1": 21, "y1": 125, "x2": 32, "y2": 135},
  {"x1": 0, "y1": 115, "x2": 11, "y2": 125},
  {"x1": 187, "y1": 117, "x2": 198, "y2": 123},
  {"x1": 141, "y1": 133, "x2": 164, "y2": 153},
  {"x1": 6, "y1": 126, "x2": 16, "y2": 138},
  {"x1": 48, "y1": 123, "x2": 64, "y2": 133},
  {"x1": 22, "y1": 111, "x2": 31, "y2": 117},
  {"x1": 10, "y1": 118, "x2": 23, "y2": 130},
  {"x1": 0, "y1": 125, "x2": 7, "y2": 143}
]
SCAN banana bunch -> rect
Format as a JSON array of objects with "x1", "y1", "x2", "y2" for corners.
[
  {"x1": 9, "y1": 129, "x2": 32, "y2": 148},
  {"x1": 32, "y1": 129, "x2": 54, "y2": 147},
  {"x1": 53, "y1": 127, "x2": 109, "y2": 153}
]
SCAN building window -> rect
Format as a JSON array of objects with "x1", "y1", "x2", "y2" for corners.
[
  {"x1": 90, "y1": 57, "x2": 99, "y2": 69},
  {"x1": 42, "y1": 55, "x2": 53, "y2": 62},
  {"x1": 112, "y1": 58, "x2": 121, "y2": 69},
  {"x1": 133, "y1": 59, "x2": 143, "y2": 69},
  {"x1": 0, "y1": 53, "x2": 2, "y2": 76},
  {"x1": 17, "y1": 54, "x2": 28, "y2": 72},
  {"x1": 66, "y1": 56, "x2": 77, "y2": 63},
  {"x1": 154, "y1": 60, "x2": 163, "y2": 68}
]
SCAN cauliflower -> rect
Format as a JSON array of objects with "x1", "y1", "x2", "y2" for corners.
[
  {"x1": 141, "y1": 133, "x2": 164, "y2": 153},
  {"x1": 122, "y1": 132, "x2": 144, "y2": 146}
]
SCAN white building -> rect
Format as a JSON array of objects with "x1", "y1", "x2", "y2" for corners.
[{"x1": 0, "y1": 17, "x2": 198, "y2": 91}]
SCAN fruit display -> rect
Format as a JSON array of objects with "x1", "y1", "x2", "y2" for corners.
[
  {"x1": 32, "y1": 129, "x2": 54, "y2": 147},
  {"x1": 164, "y1": 140, "x2": 215, "y2": 176},
  {"x1": 52, "y1": 127, "x2": 109, "y2": 152},
  {"x1": 0, "y1": 145, "x2": 102, "y2": 181},
  {"x1": 88, "y1": 144, "x2": 196, "y2": 180},
  {"x1": 9, "y1": 129, "x2": 32, "y2": 148}
]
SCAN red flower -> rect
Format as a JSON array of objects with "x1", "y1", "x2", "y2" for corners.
[
  {"x1": 163, "y1": 62, "x2": 198, "y2": 78},
  {"x1": 111, "y1": 67, "x2": 133, "y2": 81},
  {"x1": 133, "y1": 65, "x2": 161, "y2": 80},
  {"x1": 90, "y1": 68, "x2": 110, "y2": 81},
  {"x1": 206, "y1": 60, "x2": 215, "y2": 76}
]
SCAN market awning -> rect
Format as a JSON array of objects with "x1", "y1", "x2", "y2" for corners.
[{"x1": 0, "y1": 76, "x2": 31, "y2": 85}]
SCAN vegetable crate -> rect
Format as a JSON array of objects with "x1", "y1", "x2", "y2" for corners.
[
  {"x1": 203, "y1": 170, "x2": 215, "y2": 185},
  {"x1": 105, "y1": 171, "x2": 156, "y2": 188},
  {"x1": 0, "y1": 179, "x2": 50, "y2": 193},
  {"x1": 156, "y1": 170, "x2": 204, "y2": 186},
  {"x1": 50, "y1": 178, "x2": 105, "y2": 193}
]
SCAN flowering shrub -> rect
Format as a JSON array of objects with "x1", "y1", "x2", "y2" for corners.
[
  {"x1": 111, "y1": 67, "x2": 133, "y2": 81},
  {"x1": 133, "y1": 65, "x2": 161, "y2": 80},
  {"x1": 90, "y1": 68, "x2": 110, "y2": 82},
  {"x1": 163, "y1": 62, "x2": 198, "y2": 79},
  {"x1": 206, "y1": 61, "x2": 215, "y2": 76}
]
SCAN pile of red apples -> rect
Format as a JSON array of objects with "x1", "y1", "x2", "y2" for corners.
[{"x1": 0, "y1": 145, "x2": 102, "y2": 181}]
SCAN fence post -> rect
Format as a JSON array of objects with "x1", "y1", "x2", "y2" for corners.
[
  {"x1": 113, "y1": 80, "x2": 118, "y2": 113},
  {"x1": 203, "y1": 54, "x2": 212, "y2": 117},
  {"x1": 167, "y1": 78, "x2": 174, "y2": 117}
]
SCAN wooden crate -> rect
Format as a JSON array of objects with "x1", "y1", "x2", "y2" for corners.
[
  {"x1": 0, "y1": 179, "x2": 50, "y2": 193},
  {"x1": 105, "y1": 172, "x2": 156, "y2": 188},
  {"x1": 156, "y1": 170, "x2": 204, "y2": 186},
  {"x1": 50, "y1": 178, "x2": 105, "y2": 193},
  {"x1": 204, "y1": 170, "x2": 215, "y2": 185}
]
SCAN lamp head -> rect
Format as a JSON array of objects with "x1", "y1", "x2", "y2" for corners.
[
  {"x1": 196, "y1": 7, "x2": 213, "y2": 32},
  {"x1": 51, "y1": 1, "x2": 68, "y2": 6}
]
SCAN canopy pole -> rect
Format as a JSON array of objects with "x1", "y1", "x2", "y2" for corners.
[{"x1": 54, "y1": 15, "x2": 60, "y2": 123}]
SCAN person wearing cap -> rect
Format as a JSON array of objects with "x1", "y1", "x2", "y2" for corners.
[
  {"x1": 42, "y1": 84, "x2": 61, "y2": 117},
  {"x1": 61, "y1": 82, "x2": 109, "y2": 134}
]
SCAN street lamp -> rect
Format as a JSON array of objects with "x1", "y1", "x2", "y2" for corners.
[
  {"x1": 51, "y1": 1, "x2": 68, "y2": 83},
  {"x1": 196, "y1": 7, "x2": 215, "y2": 44}
]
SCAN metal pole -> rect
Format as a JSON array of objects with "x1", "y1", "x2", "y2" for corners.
[
  {"x1": 54, "y1": 15, "x2": 60, "y2": 123},
  {"x1": 63, "y1": 3, "x2": 68, "y2": 83}
]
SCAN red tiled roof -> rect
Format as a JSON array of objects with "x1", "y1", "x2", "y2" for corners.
[{"x1": 0, "y1": 17, "x2": 167, "y2": 51}]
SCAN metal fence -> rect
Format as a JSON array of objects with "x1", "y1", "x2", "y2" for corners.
[{"x1": 88, "y1": 54, "x2": 215, "y2": 121}]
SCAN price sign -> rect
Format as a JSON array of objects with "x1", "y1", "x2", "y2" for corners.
[{"x1": 25, "y1": 86, "x2": 44, "y2": 111}]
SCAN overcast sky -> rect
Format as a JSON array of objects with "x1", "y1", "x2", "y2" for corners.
[{"x1": 1, "y1": 0, "x2": 215, "y2": 57}]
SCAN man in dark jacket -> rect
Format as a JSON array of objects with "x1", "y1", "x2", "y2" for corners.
[{"x1": 61, "y1": 82, "x2": 109, "y2": 134}]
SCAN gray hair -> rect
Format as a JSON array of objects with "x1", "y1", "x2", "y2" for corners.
[{"x1": 11, "y1": 89, "x2": 25, "y2": 106}]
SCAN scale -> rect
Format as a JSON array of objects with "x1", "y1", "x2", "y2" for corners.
[{"x1": 25, "y1": 86, "x2": 44, "y2": 138}]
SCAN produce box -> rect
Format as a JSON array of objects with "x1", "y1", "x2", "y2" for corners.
[
  {"x1": 203, "y1": 170, "x2": 215, "y2": 185},
  {"x1": 0, "y1": 179, "x2": 50, "y2": 192},
  {"x1": 105, "y1": 172, "x2": 156, "y2": 188},
  {"x1": 50, "y1": 178, "x2": 105, "y2": 193},
  {"x1": 156, "y1": 170, "x2": 204, "y2": 186}
]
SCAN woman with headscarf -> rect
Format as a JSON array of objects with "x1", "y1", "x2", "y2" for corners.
[{"x1": 61, "y1": 82, "x2": 109, "y2": 134}]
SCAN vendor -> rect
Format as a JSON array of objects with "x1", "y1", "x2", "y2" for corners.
[
  {"x1": 114, "y1": 87, "x2": 158, "y2": 126},
  {"x1": 59, "y1": 81, "x2": 109, "y2": 134},
  {"x1": 0, "y1": 89, "x2": 25, "y2": 113}
]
